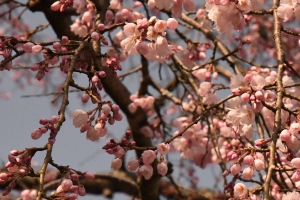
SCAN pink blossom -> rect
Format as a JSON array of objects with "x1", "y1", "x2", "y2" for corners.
[
  {"x1": 86, "y1": 126, "x2": 100, "y2": 141},
  {"x1": 282, "y1": 191, "x2": 300, "y2": 200},
  {"x1": 278, "y1": 0, "x2": 300, "y2": 22},
  {"x1": 82, "y1": 11, "x2": 93, "y2": 23},
  {"x1": 62, "y1": 179, "x2": 73, "y2": 191},
  {"x1": 167, "y1": 18, "x2": 178, "y2": 30},
  {"x1": 154, "y1": 20, "x2": 167, "y2": 33},
  {"x1": 142, "y1": 150, "x2": 156, "y2": 165},
  {"x1": 291, "y1": 158, "x2": 300, "y2": 168},
  {"x1": 238, "y1": 0, "x2": 252, "y2": 13},
  {"x1": 290, "y1": 123, "x2": 300, "y2": 135},
  {"x1": 234, "y1": 183, "x2": 248, "y2": 198},
  {"x1": 292, "y1": 171, "x2": 300, "y2": 182},
  {"x1": 286, "y1": 135, "x2": 299, "y2": 150},
  {"x1": 123, "y1": 23, "x2": 139, "y2": 37},
  {"x1": 29, "y1": 190, "x2": 37, "y2": 199},
  {"x1": 21, "y1": 189, "x2": 31, "y2": 200},
  {"x1": 198, "y1": 82, "x2": 212, "y2": 96},
  {"x1": 111, "y1": 158, "x2": 122, "y2": 170},
  {"x1": 138, "y1": 164, "x2": 153, "y2": 180},
  {"x1": 155, "y1": 36, "x2": 172, "y2": 57},
  {"x1": 127, "y1": 159, "x2": 140, "y2": 171},
  {"x1": 157, "y1": 143, "x2": 170, "y2": 155},
  {"x1": 71, "y1": 109, "x2": 88, "y2": 128},
  {"x1": 157, "y1": 162, "x2": 168, "y2": 176},
  {"x1": 250, "y1": 75, "x2": 265, "y2": 91},
  {"x1": 32, "y1": 45, "x2": 43, "y2": 54}
]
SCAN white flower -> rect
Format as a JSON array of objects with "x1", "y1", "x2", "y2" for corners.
[
  {"x1": 238, "y1": 0, "x2": 252, "y2": 13},
  {"x1": 234, "y1": 183, "x2": 248, "y2": 198},
  {"x1": 123, "y1": 23, "x2": 139, "y2": 37}
]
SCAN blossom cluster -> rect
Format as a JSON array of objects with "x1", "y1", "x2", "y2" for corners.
[
  {"x1": 71, "y1": 103, "x2": 123, "y2": 142},
  {"x1": 119, "y1": 17, "x2": 178, "y2": 62},
  {"x1": 205, "y1": 0, "x2": 264, "y2": 35}
]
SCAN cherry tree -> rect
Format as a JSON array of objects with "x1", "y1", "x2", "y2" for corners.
[{"x1": 1, "y1": 0, "x2": 300, "y2": 199}]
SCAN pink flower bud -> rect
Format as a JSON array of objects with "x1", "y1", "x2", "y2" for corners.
[
  {"x1": 102, "y1": 104, "x2": 111, "y2": 115},
  {"x1": 138, "y1": 164, "x2": 153, "y2": 180},
  {"x1": 31, "y1": 63, "x2": 40, "y2": 71},
  {"x1": 62, "y1": 179, "x2": 73, "y2": 191},
  {"x1": 242, "y1": 167, "x2": 254, "y2": 180},
  {"x1": 99, "y1": 71, "x2": 106, "y2": 78},
  {"x1": 244, "y1": 73, "x2": 253, "y2": 82},
  {"x1": 157, "y1": 143, "x2": 170, "y2": 155},
  {"x1": 280, "y1": 129, "x2": 291, "y2": 142},
  {"x1": 111, "y1": 158, "x2": 122, "y2": 170},
  {"x1": 142, "y1": 150, "x2": 156, "y2": 165},
  {"x1": 243, "y1": 155, "x2": 254, "y2": 165},
  {"x1": 291, "y1": 158, "x2": 300, "y2": 168},
  {"x1": 81, "y1": 93, "x2": 90, "y2": 103},
  {"x1": 230, "y1": 163, "x2": 241, "y2": 175},
  {"x1": 49, "y1": 115, "x2": 58, "y2": 124},
  {"x1": 292, "y1": 171, "x2": 300, "y2": 182},
  {"x1": 101, "y1": 38, "x2": 108, "y2": 45},
  {"x1": 91, "y1": 32, "x2": 100, "y2": 41},
  {"x1": 0, "y1": 173, "x2": 8, "y2": 180},
  {"x1": 254, "y1": 159, "x2": 264, "y2": 170},
  {"x1": 82, "y1": 11, "x2": 93, "y2": 23},
  {"x1": 167, "y1": 18, "x2": 178, "y2": 30},
  {"x1": 108, "y1": 117, "x2": 115, "y2": 125},
  {"x1": 8, "y1": 155, "x2": 16, "y2": 164},
  {"x1": 31, "y1": 129, "x2": 42, "y2": 140},
  {"x1": 157, "y1": 162, "x2": 168, "y2": 176},
  {"x1": 128, "y1": 103, "x2": 138, "y2": 113},
  {"x1": 241, "y1": 93, "x2": 250, "y2": 102},
  {"x1": 136, "y1": 42, "x2": 149, "y2": 55},
  {"x1": 36, "y1": 71, "x2": 45, "y2": 81},
  {"x1": 111, "y1": 104, "x2": 120, "y2": 113},
  {"x1": 51, "y1": 1, "x2": 61, "y2": 11},
  {"x1": 92, "y1": 75, "x2": 99, "y2": 83},
  {"x1": 23, "y1": 42, "x2": 34, "y2": 53},
  {"x1": 32, "y1": 45, "x2": 43, "y2": 54},
  {"x1": 62, "y1": 36, "x2": 68, "y2": 44},
  {"x1": 97, "y1": 24, "x2": 105, "y2": 31},
  {"x1": 127, "y1": 159, "x2": 139, "y2": 171},
  {"x1": 71, "y1": 174, "x2": 79, "y2": 180},
  {"x1": 84, "y1": 172, "x2": 95, "y2": 180},
  {"x1": 78, "y1": 185, "x2": 86, "y2": 196},
  {"x1": 113, "y1": 112, "x2": 123, "y2": 121},
  {"x1": 69, "y1": 193, "x2": 78, "y2": 200}
]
